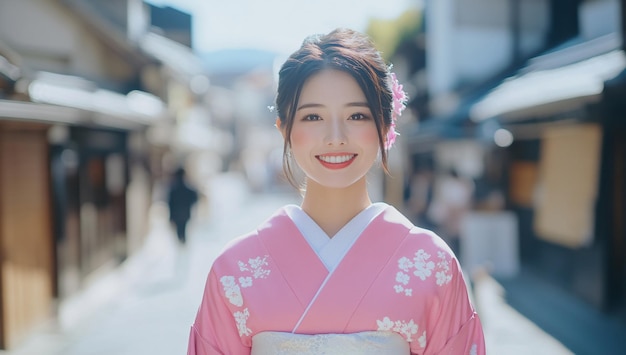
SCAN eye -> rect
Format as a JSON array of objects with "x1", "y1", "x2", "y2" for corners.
[
  {"x1": 349, "y1": 113, "x2": 369, "y2": 120},
  {"x1": 303, "y1": 114, "x2": 321, "y2": 121}
]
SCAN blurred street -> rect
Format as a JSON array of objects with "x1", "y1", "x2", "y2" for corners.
[
  {"x1": 0, "y1": 171, "x2": 590, "y2": 355},
  {"x1": 1, "y1": 172, "x2": 300, "y2": 355},
  {"x1": 2, "y1": 1, "x2": 626, "y2": 354}
]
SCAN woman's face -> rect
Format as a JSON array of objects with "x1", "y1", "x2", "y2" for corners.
[{"x1": 286, "y1": 69, "x2": 380, "y2": 189}]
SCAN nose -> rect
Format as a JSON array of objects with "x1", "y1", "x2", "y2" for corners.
[{"x1": 324, "y1": 118, "x2": 347, "y2": 146}]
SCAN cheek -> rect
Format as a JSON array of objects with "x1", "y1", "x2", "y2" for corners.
[
  {"x1": 356, "y1": 126, "x2": 381, "y2": 146},
  {"x1": 290, "y1": 127, "x2": 312, "y2": 147}
]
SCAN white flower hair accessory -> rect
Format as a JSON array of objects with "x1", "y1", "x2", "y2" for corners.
[{"x1": 386, "y1": 71, "x2": 408, "y2": 150}]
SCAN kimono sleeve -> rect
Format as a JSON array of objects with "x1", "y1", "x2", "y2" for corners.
[
  {"x1": 422, "y1": 254, "x2": 486, "y2": 355},
  {"x1": 187, "y1": 269, "x2": 250, "y2": 355}
]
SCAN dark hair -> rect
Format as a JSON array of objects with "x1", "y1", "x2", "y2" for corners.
[{"x1": 275, "y1": 28, "x2": 394, "y2": 187}]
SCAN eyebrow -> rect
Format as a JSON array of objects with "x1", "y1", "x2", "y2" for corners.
[{"x1": 296, "y1": 102, "x2": 369, "y2": 111}]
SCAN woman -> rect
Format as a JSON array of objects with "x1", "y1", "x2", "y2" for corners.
[{"x1": 188, "y1": 28, "x2": 485, "y2": 354}]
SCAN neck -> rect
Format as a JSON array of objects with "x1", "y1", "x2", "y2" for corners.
[{"x1": 300, "y1": 177, "x2": 372, "y2": 238}]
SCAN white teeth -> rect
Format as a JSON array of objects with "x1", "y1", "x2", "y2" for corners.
[{"x1": 318, "y1": 155, "x2": 354, "y2": 164}]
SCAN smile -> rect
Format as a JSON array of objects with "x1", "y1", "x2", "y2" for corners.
[
  {"x1": 316, "y1": 154, "x2": 357, "y2": 169},
  {"x1": 317, "y1": 154, "x2": 355, "y2": 163}
]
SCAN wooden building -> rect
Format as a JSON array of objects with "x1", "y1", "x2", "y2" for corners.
[
  {"x1": 0, "y1": 0, "x2": 205, "y2": 349},
  {"x1": 402, "y1": 1, "x2": 626, "y2": 348}
]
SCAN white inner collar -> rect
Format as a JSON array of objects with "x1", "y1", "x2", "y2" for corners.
[{"x1": 284, "y1": 203, "x2": 387, "y2": 272}]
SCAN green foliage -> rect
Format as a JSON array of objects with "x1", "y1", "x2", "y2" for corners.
[{"x1": 366, "y1": 8, "x2": 422, "y2": 61}]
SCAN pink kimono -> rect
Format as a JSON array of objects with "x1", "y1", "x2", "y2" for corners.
[{"x1": 188, "y1": 203, "x2": 485, "y2": 354}]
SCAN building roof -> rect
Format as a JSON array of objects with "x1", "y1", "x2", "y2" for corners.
[{"x1": 470, "y1": 34, "x2": 626, "y2": 123}]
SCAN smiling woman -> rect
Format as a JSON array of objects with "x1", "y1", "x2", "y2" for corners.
[
  {"x1": 187, "y1": 28, "x2": 485, "y2": 355},
  {"x1": 286, "y1": 69, "x2": 380, "y2": 190}
]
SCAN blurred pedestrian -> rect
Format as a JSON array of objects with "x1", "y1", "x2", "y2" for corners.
[
  {"x1": 427, "y1": 168, "x2": 474, "y2": 254},
  {"x1": 167, "y1": 167, "x2": 198, "y2": 245},
  {"x1": 405, "y1": 168, "x2": 436, "y2": 230},
  {"x1": 188, "y1": 28, "x2": 485, "y2": 354}
]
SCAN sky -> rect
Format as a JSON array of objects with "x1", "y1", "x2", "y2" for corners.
[{"x1": 146, "y1": 0, "x2": 418, "y2": 55}]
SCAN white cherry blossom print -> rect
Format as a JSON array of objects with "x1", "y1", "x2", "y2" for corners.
[
  {"x1": 234, "y1": 308, "x2": 252, "y2": 336},
  {"x1": 376, "y1": 317, "x2": 422, "y2": 343},
  {"x1": 239, "y1": 276, "x2": 253, "y2": 288},
  {"x1": 398, "y1": 319, "x2": 418, "y2": 342},
  {"x1": 393, "y1": 248, "x2": 454, "y2": 295},
  {"x1": 220, "y1": 254, "x2": 272, "y2": 317},
  {"x1": 376, "y1": 317, "x2": 394, "y2": 331},
  {"x1": 220, "y1": 276, "x2": 243, "y2": 307},
  {"x1": 436, "y1": 251, "x2": 452, "y2": 286},
  {"x1": 413, "y1": 249, "x2": 435, "y2": 280},
  {"x1": 238, "y1": 255, "x2": 271, "y2": 280},
  {"x1": 396, "y1": 271, "x2": 410, "y2": 285},
  {"x1": 436, "y1": 271, "x2": 452, "y2": 286},
  {"x1": 220, "y1": 255, "x2": 273, "y2": 337},
  {"x1": 398, "y1": 256, "x2": 413, "y2": 272},
  {"x1": 470, "y1": 343, "x2": 478, "y2": 355},
  {"x1": 418, "y1": 331, "x2": 427, "y2": 348}
]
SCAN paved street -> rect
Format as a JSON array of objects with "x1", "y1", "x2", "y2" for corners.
[
  {"x1": 52, "y1": 173, "x2": 300, "y2": 355},
  {"x1": 472, "y1": 271, "x2": 573, "y2": 354},
  {"x1": 3, "y1": 172, "x2": 576, "y2": 355}
]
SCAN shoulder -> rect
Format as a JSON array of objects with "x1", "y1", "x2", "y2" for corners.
[
  {"x1": 407, "y1": 226, "x2": 454, "y2": 256},
  {"x1": 374, "y1": 204, "x2": 457, "y2": 265},
  {"x1": 389, "y1": 226, "x2": 462, "y2": 294},
  {"x1": 371, "y1": 203, "x2": 414, "y2": 235},
  {"x1": 375, "y1": 204, "x2": 452, "y2": 254},
  {"x1": 210, "y1": 205, "x2": 292, "y2": 269}
]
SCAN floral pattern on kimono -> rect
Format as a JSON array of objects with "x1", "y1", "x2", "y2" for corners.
[{"x1": 188, "y1": 204, "x2": 486, "y2": 355}]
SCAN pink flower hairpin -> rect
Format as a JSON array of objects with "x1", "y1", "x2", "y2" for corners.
[{"x1": 386, "y1": 72, "x2": 408, "y2": 150}]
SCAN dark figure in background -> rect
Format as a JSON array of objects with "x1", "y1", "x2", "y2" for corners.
[{"x1": 167, "y1": 167, "x2": 198, "y2": 245}]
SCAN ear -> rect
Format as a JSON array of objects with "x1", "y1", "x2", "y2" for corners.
[{"x1": 275, "y1": 118, "x2": 286, "y2": 139}]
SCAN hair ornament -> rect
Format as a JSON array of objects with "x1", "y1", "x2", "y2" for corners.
[{"x1": 386, "y1": 70, "x2": 408, "y2": 150}]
